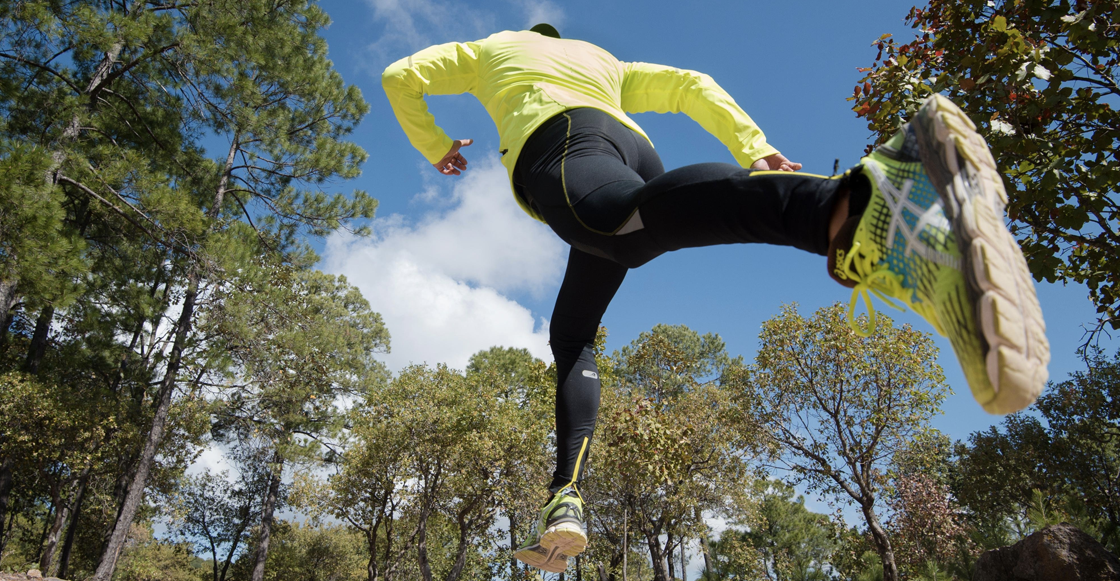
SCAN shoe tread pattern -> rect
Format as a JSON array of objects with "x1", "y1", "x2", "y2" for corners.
[
  {"x1": 914, "y1": 95, "x2": 1049, "y2": 413},
  {"x1": 514, "y1": 542, "x2": 568, "y2": 573},
  {"x1": 543, "y1": 499, "x2": 587, "y2": 557}
]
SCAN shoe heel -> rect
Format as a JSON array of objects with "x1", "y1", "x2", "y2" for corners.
[{"x1": 542, "y1": 523, "x2": 587, "y2": 556}]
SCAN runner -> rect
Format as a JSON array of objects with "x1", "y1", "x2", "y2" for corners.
[{"x1": 382, "y1": 23, "x2": 1049, "y2": 573}]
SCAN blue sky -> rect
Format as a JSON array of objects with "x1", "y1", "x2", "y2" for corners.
[{"x1": 310, "y1": 0, "x2": 1113, "y2": 449}]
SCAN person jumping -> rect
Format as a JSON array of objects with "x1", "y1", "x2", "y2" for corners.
[{"x1": 381, "y1": 23, "x2": 1049, "y2": 574}]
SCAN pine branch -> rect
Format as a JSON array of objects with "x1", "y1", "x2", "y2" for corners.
[{"x1": 0, "y1": 51, "x2": 82, "y2": 93}]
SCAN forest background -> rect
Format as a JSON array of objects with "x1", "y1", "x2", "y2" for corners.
[{"x1": 1, "y1": 0, "x2": 1118, "y2": 580}]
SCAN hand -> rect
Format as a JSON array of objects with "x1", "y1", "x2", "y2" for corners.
[
  {"x1": 434, "y1": 139, "x2": 473, "y2": 175},
  {"x1": 750, "y1": 152, "x2": 802, "y2": 172}
]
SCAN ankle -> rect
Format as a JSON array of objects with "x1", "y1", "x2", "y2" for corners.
[
  {"x1": 828, "y1": 191, "x2": 850, "y2": 244},
  {"x1": 827, "y1": 168, "x2": 872, "y2": 245}
]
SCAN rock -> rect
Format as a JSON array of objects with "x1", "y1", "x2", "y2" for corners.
[
  {"x1": 0, "y1": 572, "x2": 63, "y2": 581},
  {"x1": 0, "y1": 572, "x2": 65, "y2": 581},
  {"x1": 974, "y1": 523, "x2": 1120, "y2": 581}
]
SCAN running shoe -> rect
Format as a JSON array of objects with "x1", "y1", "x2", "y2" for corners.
[
  {"x1": 512, "y1": 543, "x2": 568, "y2": 574},
  {"x1": 829, "y1": 94, "x2": 1049, "y2": 414},
  {"x1": 513, "y1": 486, "x2": 587, "y2": 572}
]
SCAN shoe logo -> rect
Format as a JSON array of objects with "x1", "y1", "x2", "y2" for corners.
[
  {"x1": 834, "y1": 249, "x2": 849, "y2": 280},
  {"x1": 548, "y1": 503, "x2": 583, "y2": 524},
  {"x1": 866, "y1": 162, "x2": 961, "y2": 271}
]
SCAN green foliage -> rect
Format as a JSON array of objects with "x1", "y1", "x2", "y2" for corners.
[
  {"x1": 704, "y1": 479, "x2": 837, "y2": 581},
  {"x1": 852, "y1": 0, "x2": 1120, "y2": 329},
  {"x1": 0, "y1": 140, "x2": 84, "y2": 310},
  {"x1": 951, "y1": 346, "x2": 1120, "y2": 552},
  {"x1": 950, "y1": 414, "x2": 1050, "y2": 535},
  {"x1": 586, "y1": 324, "x2": 760, "y2": 581},
  {"x1": 307, "y1": 350, "x2": 553, "y2": 581},
  {"x1": 112, "y1": 523, "x2": 204, "y2": 581},
  {"x1": 166, "y1": 463, "x2": 268, "y2": 581},
  {"x1": 745, "y1": 303, "x2": 949, "y2": 581},
  {"x1": 206, "y1": 264, "x2": 389, "y2": 441},
  {"x1": 204, "y1": 261, "x2": 390, "y2": 472},
  {"x1": 0, "y1": 371, "x2": 113, "y2": 473},
  {"x1": 228, "y1": 520, "x2": 367, "y2": 581},
  {"x1": 700, "y1": 532, "x2": 768, "y2": 580},
  {"x1": 0, "y1": 2, "x2": 382, "y2": 579},
  {"x1": 886, "y1": 471, "x2": 973, "y2": 577}
]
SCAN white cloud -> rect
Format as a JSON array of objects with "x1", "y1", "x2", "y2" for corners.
[
  {"x1": 322, "y1": 155, "x2": 566, "y2": 372},
  {"x1": 362, "y1": 0, "x2": 499, "y2": 66},
  {"x1": 358, "y1": 0, "x2": 567, "y2": 71},
  {"x1": 515, "y1": 0, "x2": 567, "y2": 30}
]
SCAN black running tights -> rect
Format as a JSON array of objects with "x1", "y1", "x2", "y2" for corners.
[{"x1": 513, "y1": 108, "x2": 848, "y2": 493}]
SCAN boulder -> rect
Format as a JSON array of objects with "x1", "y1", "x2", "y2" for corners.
[{"x1": 974, "y1": 523, "x2": 1120, "y2": 581}]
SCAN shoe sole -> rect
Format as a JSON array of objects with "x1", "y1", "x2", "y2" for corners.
[
  {"x1": 514, "y1": 543, "x2": 568, "y2": 573},
  {"x1": 913, "y1": 94, "x2": 1050, "y2": 413},
  {"x1": 541, "y1": 521, "x2": 588, "y2": 557}
]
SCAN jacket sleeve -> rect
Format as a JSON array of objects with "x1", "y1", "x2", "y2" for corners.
[
  {"x1": 620, "y1": 62, "x2": 779, "y2": 168},
  {"x1": 382, "y1": 41, "x2": 481, "y2": 165}
]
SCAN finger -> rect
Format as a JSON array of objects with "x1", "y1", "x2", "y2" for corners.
[{"x1": 459, "y1": 138, "x2": 473, "y2": 147}]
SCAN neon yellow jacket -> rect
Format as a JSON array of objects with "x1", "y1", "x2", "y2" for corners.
[{"x1": 382, "y1": 30, "x2": 780, "y2": 222}]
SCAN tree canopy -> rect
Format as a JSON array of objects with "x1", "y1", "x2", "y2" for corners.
[{"x1": 852, "y1": 0, "x2": 1120, "y2": 331}]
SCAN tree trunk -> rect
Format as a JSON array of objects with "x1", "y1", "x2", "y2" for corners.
[
  {"x1": 417, "y1": 510, "x2": 433, "y2": 581},
  {"x1": 2, "y1": 508, "x2": 16, "y2": 558},
  {"x1": 250, "y1": 453, "x2": 283, "y2": 581},
  {"x1": 699, "y1": 533, "x2": 712, "y2": 578},
  {"x1": 39, "y1": 495, "x2": 69, "y2": 575},
  {"x1": 445, "y1": 498, "x2": 481, "y2": 581},
  {"x1": 90, "y1": 272, "x2": 199, "y2": 581},
  {"x1": 680, "y1": 537, "x2": 687, "y2": 581},
  {"x1": 645, "y1": 530, "x2": 670, "y2": 581},
  {"x1": 622, "y1": 510, "x2": 628, "y2": 581},
  {"x1": 0, "y1": 278, "x2": 17, "y2": 350},
  {"x1": 509, "y1": 511, "x2": 517, "y2": 580},
  {"x1": 0, "y1": 456, "x2": 13, "y2": 550},
  {"x1": 102, "y1": 449, "x2": 137, "y2": 550},
  {"x1": 35, "y1": 500, "x2": 56, "y2": 564},
  {"x1": 861, "y1": 502, "x2": 898, "y2": 581},
  {"x1": 24, "y1": 305, "x2": 54, "y2": 373},
  {"x1": 91, "y1": 122, "x2": 237, "y2": 581},
  {"x1": 218, "y1": 517, "x2": 249, "y2": 581},
  {"x1": 366, "y1": 529, "x2": 379, "y2": 581},
  {"x1": 57, "y1": 467, "x2": 91, "y2": 579},
  {"x1": 665, "y1": 532, "x2": 675, "y2": 581}
]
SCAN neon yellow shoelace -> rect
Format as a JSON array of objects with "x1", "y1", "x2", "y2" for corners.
[{"x1": 841, "y1": 241, "x2": 943, "y2": 337}]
